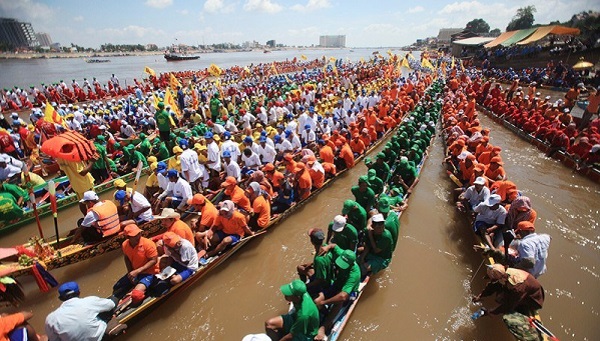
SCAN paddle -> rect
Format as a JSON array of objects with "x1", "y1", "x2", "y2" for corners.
[
  {"x1": 47, "y1": 180, "x2": 61, "y2": 255},
  {"x1": 132, "y1": 160, "x2": 143, "y2": 193},
  {"x1": 22, "y1": 163, "x2": 44, "y2": 239},
  {"x1": 530, "y1": 318, "x2": 560, "y2": 341}
]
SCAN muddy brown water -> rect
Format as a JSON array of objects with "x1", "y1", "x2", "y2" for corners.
[{"x1": 1, "y1": 113, "x2": 599, "y2": 341}]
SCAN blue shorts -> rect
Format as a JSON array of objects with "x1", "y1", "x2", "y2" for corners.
[
  {"x1": 168, "y1": 196, "x2": 183, "y2": 208},
  {"x1": 9, "y1": 327, "x2": 26, "y2": 341},
  {"x1": 113, "y1": 273, "x2": 156, "y2": 291},
  {"x1": 171, "y1": 261, "x2": 194, "y2": 281},
  {"x1": 215, "y1": 230, "x2": 241, "y2": 244},
  {"x1": 474, "y1": 221, "x2": 494, "y2": 233}
]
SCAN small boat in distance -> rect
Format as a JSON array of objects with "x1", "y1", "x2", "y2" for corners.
[
  {"x1": 84, "y1": 59, "x2": 110, "y2": 63},
  {"x1": 164, "y1": 45, "x2": 199, "y2": 61}
]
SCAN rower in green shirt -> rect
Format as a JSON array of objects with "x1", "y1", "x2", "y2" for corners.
[
  {"x1": 350, "y1": 175, "x2": 375, "y2": 211},
  {"x1": 378, "y1": 197, "x2": 400, "y2": 251},
  {"x1": 326, "y1": 215, "x2": 358, "y2": 251},
  {"x1": 154, "y1": 102, "x2": 172, "y2": 142},
  {"x1": 155, "y1": 141, "x2": 170, "y2": 161},
  {"x1": 341, "y1": 199, "x2": 367, "y2": 235},
  {"x1": 0, "y1": 182, "x2": 28, "y2": 207},
  {"x1": 297, "y1": 228, "x2": 332, "y2": 297},
  {"x1": 265, "y1": 279, "x2": 320, "y2": 341},
  {"x1": 366, "y1": 169, "x2": 384, "y2": 195},
  {"x1": 371, "y1": 153, "x2": 390, "y2": 182},
  {"x1": 364, "y1": 213, "x2": 393, "y2": 274},
  {"x1": 137, "y1": 133, "x2": 152, "y2": 156}
]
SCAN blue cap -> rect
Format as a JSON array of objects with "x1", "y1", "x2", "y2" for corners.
[
  {"x1": 299, "y1": 106, "x2": 304, "y2": 111},
  {"x1": 157, "y1": 161, "x2": 167, "y2": 173},
  {"x1": 318, "y1": 139, "x2": 325, "y2": 145},
  {"x1": 259, "y1": 136, "x2": 267, "y2": 143},
  {"x1": 222, "y1": 150, "x2": 231, "y2": 158},
  {"x1": 260, "y1": 130, "x2": 267, "y2": 136},
  {"x1": 114, "y1": 190, "x2": 127, "y2": 205},
  {"x1": 286, "y1": 113, "x2": 293, "y2": 119},
  {"x1": 224, "y1": 131, "x2": 231, "y2": 139},
  {"x1": 179, "y1": 139, "x2": 188, "y2": 147},
  {"x1": 274, "y1": 135, "x2": 282, "y2": 142},
  {"x1": 323, "y1": 119, "x2": 328, "y2": 124},
  {"x1": 308, "y1": 106, "x2": 315, "y2": 113},
  {"x1": 285, "y1": 130, "x2": 292, "y2": 137},
  {"x1": 167, "y1": 169, "x2": 178, "y2": 178},
  {"x1": 205, "y1": 131, "x2": 214, "y2": 139},
  {"x1": 244, "y1": 136, "x2": 253, "y2": 143},
  {"x1": 304, "y1": 124, "x2": 311, "y2": 129},
  {"x1": 58, "y1": 281, "x2": 79, "y2": 299}
]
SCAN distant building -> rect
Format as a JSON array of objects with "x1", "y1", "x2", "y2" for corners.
[
  {"x1": 319, "y1": 35, "x2": 346, "y2": 48},
  {"x1": 437, "y1": 28, "x2": 463, "y2": 43},
  {"x1": 0, "y1": 18, "x2": 39, "y2": 48},
  {"x1": 266, "y1": 40, "x2": 276, "y2": 48},
  {"x1": 35, "y1": 32, "x2": 52, "y2": 47}
]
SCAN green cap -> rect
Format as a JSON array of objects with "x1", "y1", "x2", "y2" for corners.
[
  {"x1": 280, "y1": 279, "x2": 307, "y2": 297},
  {"x1": 158, "y1": 102, "x2": 165, "y2": 109},
  {"x1": 377, "y1": 152, "x2": 385, "y2": 159},
  {"x1": 335, "y1": 250, "x2": 356, "y2": 270},
  {"x1": 368, "y1": 169, "x2": 377, "y2": 179},
  {"x1": 341, "y1": 199, "x2": 356, "y2": 215},
  {"x1": 113, "y1": 142, "x2": 121, "y2": 149},
  {"x1": 364, "y1": 157, "x2": 372, "y2": 165},
  {"x1": 378, "y1": 197, "x2": 390, "y2": 213},
  {"x1": 139, "y1": 133, "x2": 146, "y2": 139},
  {"x1": 358, "y1": 175, "x2": 369, "y2": 183},
  {"x1": 96, "y1": 135, "x2": 105, "y2": 142}
]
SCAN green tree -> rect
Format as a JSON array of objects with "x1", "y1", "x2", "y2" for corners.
[
  {"x1": 489, "y1": 28, "x2": 501, "y2": 37},
  {"x1": 506, "y1": 6, "x2": 536, "y2": 31},
  {"x1": 465, "y1": 18, "x2": 490, "y2": 33}
]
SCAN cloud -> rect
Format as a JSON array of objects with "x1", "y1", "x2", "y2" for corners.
[
  {"x1": 0, "y1": 0, "x2": 55, "y2": 21},
  {"x1": 291, "y1": 0, "x2": 331, "y2": 12},
  {"x1": 363, "y1": 23, "x2": 404, "y2": 36},
  {"x1": 243, "y1": 0, "x2": 283, "y2": 13},
  {"x1": 144, "y1": 0, "x2": 173, "y2": 9},
  {"x1": 73, "y1": 15, "x2": 84, "y2": 22},
  {"x1": 94, "y1": 25, "x2": 167, "y2": 45},
  {"x1": 204, "y1": 0, "x2": 235, "y2": 13},
  {"x1": 408, "y1": 6, "x2": 424, "y2": 13},
  {"x1": 177, "y1": 9, "x2": 190, "y2": 15}
]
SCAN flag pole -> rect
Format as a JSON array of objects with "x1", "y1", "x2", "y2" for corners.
[
  {"x1": 47, "y1": 180, "x2": 61, "y2": 255},
  {"x1": 22, "y1": 163, "x2": 44, "y2": 239}
]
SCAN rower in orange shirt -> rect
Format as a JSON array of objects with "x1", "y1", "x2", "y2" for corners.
[
  {"x1": 246, "y1": 182, "x2": 271, "y2": 230},
  {"x1": 295, "y1": 162, "x2": 312, "y2": 200},
  {"x1": 478, "y1": 146, "x2": 502, "y2": 166},
  {"x1": 349, "y1": 134, "x2": 366, "y2": 156},
  {"x1": 263, "y1": 163, "x2": 285, "y2": 192},
  {"x1": 475, "y1": 136, "x2": 493, "y2": 157},
  {"x1": 306, "y1": 159, "x2": 325, "y2": 189},
  {"x1": 282, "y1": 153, "x2": 297, "y2": 174},
  {"x1": 221, "y1": 176, "x2": 252, "y2": 213},
  {"x1": 485, "y1": 157, "x2": 507, "y2": 182},
  {"x1": 337, "y1": 140, "x2": 355, "y2": 170},
  {"x1": 202, "y1": 200, "x2": 254, "y2": 259},
  {"x1": 187, "y1": 193, "x2": 219, "y2": 233},
  {"x1": 155, "y1": 208, "x2": 195, "y2": 249},
  {"x1": 318, "y1": 140, "x2": 335, "y2": 164},
  {"x1": 359, "y1": 128, "x2": 371, "y2": 148}
]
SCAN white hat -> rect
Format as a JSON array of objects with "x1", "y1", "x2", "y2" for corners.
[
  {"x1": 473, "y1": 177, "x2": 486, "y2": 185},
  {"x1": 99, "y1": 125, "x2": 107, "y2": 130},
  {"x1": 0, "y1": 154, "x2": 10, "y2": 163},
  {"x1": 79, "y1": 191, "x2": 99, "y2": 203},
  {"x1": 591, "y1": 144, "x2": 600, "y2": 153},
  {"x1": 484, "y1": 194, "x2": 502, "y2": 206},
  {"x1": 457, "y1": 151, "x2": 471, "y2": 160},
  {"x1": 332, "y1": 215, "x2": 347, "y2": 232},
  {"x1": 545, "y1": 95, "x2": 551, "y2": 100},
  {"x1": 563, "y1": 108, "x2": 570, "y2": 113},
  {"x1": 241, "y1": 334, "x2": 271, "y2": 341},
  {"x1": 372, "y1": 214, "x2": 385, "y2": 223}
]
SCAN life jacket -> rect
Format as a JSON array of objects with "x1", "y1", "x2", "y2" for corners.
[{"x1": 90, "y1": 200, "x2": 120, "y2": 237}]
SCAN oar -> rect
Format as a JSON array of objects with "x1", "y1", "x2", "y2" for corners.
[
  {"x1": 132, "y1": 160, "x2": 143, "y2": 193},
  {"x1": 22, "y1": 163, "x2": 44, "y2": 239},
  {"x1": 530, "y1": 318, "x2": 560, "y2": 341},
  {"x1": 47, "y1": 180, "x2": 61, "y2": 256}
]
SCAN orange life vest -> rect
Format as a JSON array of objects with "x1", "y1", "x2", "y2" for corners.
[{"x1": 90, "y1": 200, "x2": 120, "y2": 237}]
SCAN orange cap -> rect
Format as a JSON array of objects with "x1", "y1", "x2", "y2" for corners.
[
  {"x1": 221, "y1": 176, "x2": 237, "y2": 188},
  {"x1": 123, "y1": 224, "x2": 141, "y2": 237},
  {"x1": 162, "y1": 231, "x2": 181, "y2": 248},
  {"x1": 187, "y1": 193, "x2": 206, "y2": 205}
]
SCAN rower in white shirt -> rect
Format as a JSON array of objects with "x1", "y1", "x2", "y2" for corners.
[
  {"x1": 241, "y1": 148, "x2": 261, "y2": 176},
  {"x1": 257, "y1": 136, "x2": 277, "y2": 164},
  {"x1": 157, "y1": 170, "x2": 193, "y2": 211},
  {"x1": 220, "y1": 131, "x2": 241, "y2": 162},
  {"x1": 222, "y1": 151, "x2": 241, "y2": 182}
]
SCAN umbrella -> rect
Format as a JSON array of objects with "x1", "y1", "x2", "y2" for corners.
[
  {"x1": 573, "y1": 57, "x2": 594, "y2": 70},
  {"x1": 41, "y1": 131, "x2": 98, "y2": 162}
]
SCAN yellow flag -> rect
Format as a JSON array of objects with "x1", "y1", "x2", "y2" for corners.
[
  {"x1": 459, "y1": 59, "x2": 465, "y2": 72},
  {"x1": 421, "y1": 57, "x2": 434, "y2": 70},
  {"x1": 407, "y1": 52, "x2": 416, "y2": 61},
  {"x1": 360, "y1": 57, "x2": 365, "y2": 63},
  {"x1": 401, "y1": 57, "x2": 410, "y2": 69},
  {"x1": 169, "y1": 73, "x2": 181, "y2": 89},
  {"x1": 152, "y1": 94, "x2": 160, "y2": 109},
  {"x1": 451, "y1": 57, "x2": 455, "y2": 69},
  {"x1": 300, "y1": 54, "x2": 307, "y2": 61},
  {"x1": 208, "y1": 64, "x2": 222, "y2": 77},
  {"x1": 44, "y1": 101, "x2": 64, "y2": 126},
  {"x1": 387, "y1": 49, "x2": 393, "y2": 57},
  {"x1": 144, "y1": 66, "x2": 156, "y2": 77},
  {"x1": 329, "y1": 56, "x2": 336, "y2": 63},
  {"x1": 271, "y1": 62, "x2": 279, "y2": 76},
  {"x1": 164, "y1": 87, "x2": 180, "y2": 117}
]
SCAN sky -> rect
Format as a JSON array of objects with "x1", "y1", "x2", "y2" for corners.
[{"x1": 1, "y1": 0, "x2": 598, "y2": 48}]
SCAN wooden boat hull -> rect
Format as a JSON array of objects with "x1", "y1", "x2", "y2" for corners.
[
  {"x1": 164, "y1": 54, "x2": 200, "y2": 61},
  {"x1": 1, "y1": 219, "x2": 164, "y2": 279},
  {"x1": 476, "y1": 104, "x2": 600, "y2": 183},
  {"x1": 0, "y1": 164, "x2": 155, "y2": 235},
  {"x1": 106, "y1": 121, "x2": 399, "y2": 336}
]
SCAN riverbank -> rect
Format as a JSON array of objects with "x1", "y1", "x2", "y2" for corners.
[{"x1": 477, "y1": 47, "x2": 600, "y2": 70}]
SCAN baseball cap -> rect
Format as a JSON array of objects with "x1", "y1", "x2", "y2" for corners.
[
  {"x1": 244, "y1": 136, "x2": 253, "y2": 143},
  {"x1": 224, "y1": 131, "x2": 231, "y2": 139},
  {"x1": 335, "y1": 250, "x2": 356, "y2": 270},
  {"x1": 378, "y1": 197, "x2": 390, "y2": 213},
  {"x1": 79, "y1": 191, "x2": 99, "y2": 203},
  {"x1": 167, "y1": 169, "x2": 179, "y2": 178},
  {"x1": 157, "y1": 161, "x2": 167, "y2": 174},
  {"x1": 372, "y1": 214, "x2": 385, "y2": 223},
  {"x1": 332, "y1": 215, "x2": 347, "y2": 232},
  {"x1": 263, "y1": 163, "x2": 275, "y2": 171},
  {"x1": 221, "y1": 176, "x2": 237, "y2": 187},
  {"x1": 204, "y1": 131, "x2": 214, "y2": 139},
  {"x1": 515, "y1": 221, "x2": 535, "y2": 232},
  {"x1": 308, "y1": 228, "x2": 325, "y2": 242},
  {"x1": 58, "y1": 281, "x2": 80, "y2": 300},
  {"x1": 123, "y1": 224, "x2": 142, "y2": 237},
  {"x1": 114, "y1": 178, "x2": 127, "y2": 188},
  {"x1": 114, "y1": 190, "x2": 127, "y2": 205},
  {"x1": 341, "y1": 200, "x2": 356, "y2": 215},
  {"x1": 162, "y1": 231, "x2": 181, "y2": 248},
  {"x1": 222, "y1": 150, "x2": 231, "y2": 158},
  {"x1": 473, "y1": 176, "x2": 486, "y2": 185},
  {"x1": 188, "y1": 193, "x2": 206, "y2": 206},
  {"x1": 484, "y1": 194, "x2": 502, "y2": 206},
  {"x1": 280, "y1": 279, "x2": 307, "y2": 297}
]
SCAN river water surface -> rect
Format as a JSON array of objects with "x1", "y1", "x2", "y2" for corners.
[{"x1": 0, "y1": 52, "x2": 598, "y2": 340}]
